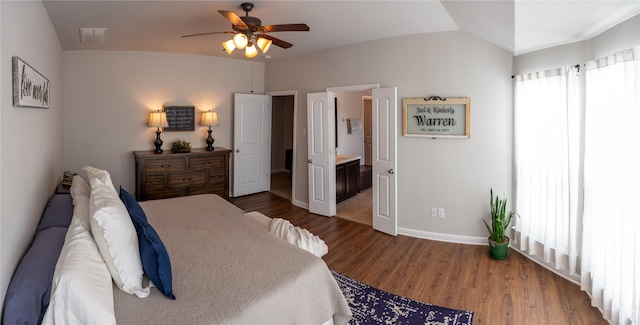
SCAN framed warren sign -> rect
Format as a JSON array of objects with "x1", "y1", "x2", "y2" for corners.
[{"x1": 402, "y1": 97, "x2": 470, "y2": 138}]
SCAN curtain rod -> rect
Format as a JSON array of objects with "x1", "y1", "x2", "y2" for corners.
[{"x1": 511, "y1": 64, "x2": 581, "y2": 79}]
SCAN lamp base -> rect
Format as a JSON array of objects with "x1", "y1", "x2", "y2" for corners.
[
  {"x1": 154, "y1": 130, "x2": 164, "y2": 154},
  {"x1": 205, "y1": 129, "x2": 215, "y2": 151}
]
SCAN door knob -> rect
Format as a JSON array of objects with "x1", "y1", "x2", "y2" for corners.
[
  {"x1": 308, "y1": 159, "x2": 313, "y2": 164},
  {"x1": 388, "y1": 169, "x2": 394, "y2": 174},
  {"x1": 235, "y1": 149, "x2": 240, "y2": 153}
]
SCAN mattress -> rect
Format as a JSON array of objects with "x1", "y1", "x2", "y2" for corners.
[{"x1": 112, "y1": 194, "x2": 351, "y2": 324}]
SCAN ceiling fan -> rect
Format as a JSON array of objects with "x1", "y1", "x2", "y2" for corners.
[{"x1": 182, "y1": 2, "x2": 310, "y2": 58}]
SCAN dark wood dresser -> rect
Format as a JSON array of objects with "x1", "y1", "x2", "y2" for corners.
[{"x1": 133, "y1": 148, "x2": 231, "y2": 201}]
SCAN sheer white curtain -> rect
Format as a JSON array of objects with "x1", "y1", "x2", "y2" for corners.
[
  {"x1": 514, "y1": 66, "x2": 581, "y2": 275},
  {"x1": 582, "y1": 48, "x2": 640, "y2": 325}
]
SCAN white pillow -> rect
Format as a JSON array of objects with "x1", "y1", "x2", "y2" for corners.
[
  {"x1": 82, "y1": 165, "x2": 116, "y2": 191},
  {"x1": 70, "y1": 175, "x2": 92, "y2": 230},
  {"x1": 70, "y1": 175, "x2": 90, "y2": 201},
  {"x1": 42, "y1": 217, "x2": 116, "y2": 325},
  {"x1": 89, "y1": 177, "x2": 149, "y2": 298},
  {"x1": 72, "y1": 194, "x2": 91, "y2": 231}
]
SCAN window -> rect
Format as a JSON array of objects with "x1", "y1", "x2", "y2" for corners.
[{"x1": 514, "y1": 48, "x2": 640, "y2": 325}]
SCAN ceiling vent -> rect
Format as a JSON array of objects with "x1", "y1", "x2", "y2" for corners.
[{"x1": 79, "y1": 28, "x2": 108, "y2": 43}]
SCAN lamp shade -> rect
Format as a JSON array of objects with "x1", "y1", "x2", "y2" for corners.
[
  {"x1": 244, "y1": 44, "x2": 258, "y2": 58},
  {"x1": 148, "y1": 111, "x2": 169, "y2": 128},
  {"x1": 222, "y1": 39, "x2": 236, "y2": 55},
  {"x1": 232, "y1": 33, "x2": 248, "y2": 50},
  {"x1": 256, "y1": 37, "x2": 272, "y2": 54},
  {"x1": 200, "y1": 111, "x2": 219, "y2": 127}
]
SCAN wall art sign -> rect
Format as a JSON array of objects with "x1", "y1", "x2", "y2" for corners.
[
  {"x1": 163, "y1": 106, "x2": 195, "y2": 131},
  {"x1": 12, "y1": 57, "x2": 50, "y2": 108},
  {"x1": 402, "y1": 96, "x2": 470, "y2": 138}
]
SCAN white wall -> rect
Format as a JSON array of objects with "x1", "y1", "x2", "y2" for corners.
[
  {"x1": 514, "y1": 14, "x2": 640, "y2": 74},
  {"x1": 590, "y1": 14, "x2": 640, "y2": 60},
  {"x1": 62, "y1": 51, "x2": 264, "y2": 193},
  {"x1": 266, "y1": 31, "x2": 513, "y2": 239},
  {"x1": 0, "y1": 0, "x2": 63, "y2": 306},
  {"x1": 335, "y1": 90, "x2": 369, "y2": 162}
]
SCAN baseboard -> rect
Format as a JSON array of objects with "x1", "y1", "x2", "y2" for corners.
[
  {"x1": 292, "y1": 198, "x2": 308, "y2": 209},
  {"x1": 398, "y1": 227, "x2": 487, "y2": 245}
]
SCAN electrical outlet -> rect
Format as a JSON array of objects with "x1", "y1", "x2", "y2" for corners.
[
  {"x1": 438, "y1": 208, "x2": 445, "y2": 219},
  {"x1": 431, "y1": 208, "x2": 437, "y2": 218}
]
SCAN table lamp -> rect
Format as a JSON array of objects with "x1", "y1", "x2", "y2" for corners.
[
  {"x1": 200, "y1": 110, "x2": 219, "y2": 151},
  {"x1": 148, "y1": 110, "x2": 169, "y2": 153}
]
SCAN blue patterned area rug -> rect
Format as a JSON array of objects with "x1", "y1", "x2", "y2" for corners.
[{"x1": 331, "y1": 270, "x2": 474, "y2": 325}]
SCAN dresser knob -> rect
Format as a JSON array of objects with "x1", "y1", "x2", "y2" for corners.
[
  {"x1": 182, "y1": 178, "x2": 192, "y2": 182},
  {"x1": 161, "y1": 164, "x2": 171, "y2": 168}
]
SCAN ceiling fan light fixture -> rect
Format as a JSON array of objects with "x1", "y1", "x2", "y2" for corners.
[
  {"x1": 233, "y1": 33, "x2": 248, "y2": 49},
  {"x1": 183, "y1": 3, "x2": 310, "y2": 58},
  {"x1": 222, "y1": 39, "x2": 236, "y2": 55},
  {"x1": 244, "y1": 44, "x2": 258, "y2": 58},
  {"x1": 256, "y1": 37, "x2": 272, "y2": 54}
]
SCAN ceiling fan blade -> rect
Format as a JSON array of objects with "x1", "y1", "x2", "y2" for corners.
[
  {"x1": 258, "y1": 34, "x2": 293, "y2": 49},
  {"x1": 262, "y1": 24, "x2": 310, "y2": 33},
  {"x1": 218, "y1": 10, "x2": 248, "y2": 30},
  {"x1": 182, "y1": 31, "x2": 233, "y2": 38}
]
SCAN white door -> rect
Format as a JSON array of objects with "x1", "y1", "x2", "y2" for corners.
[
  {"x1": 307, "y1": 92, "x2": 336, "y2": 217},
  {"x1": 372, "y1": 87, "x2": 397, "y2": 235},
  {"x1": 232, "y1": 93, "x2": 271, "y2": 197}
]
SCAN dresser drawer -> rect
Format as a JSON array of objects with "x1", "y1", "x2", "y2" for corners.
[
  {"x1": 144, "y1": 175, "x2": 165, "y2": 191},
  {"x1": 189, "y1": 156, "x2": 224, "y2": 171},
  {"x1": 190, "y1": 184, "x2": 225, "y2": 197},
  {"x1": 146, "y1": 158, "x2": 186, "y2": 173},
  {"x1": 167, "y1": 172, "x2": 206, "y2": 189},
  {"x1": 208, "y1": 169, "x2": 226, "y2": 184},
  {"x1": 144, "y1": 189, "x2": 185, "y2": 201}
]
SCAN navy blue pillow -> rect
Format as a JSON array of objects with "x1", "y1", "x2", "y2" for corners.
[
  {"x1": 3, "y1": 227, "x2": 67, "y2": 325},
  {"x1": 119, "y1": 187, "x2": 175, "y2": 299},
  {"x1": 35, "y1": 194, "x2": 73, "y2": 232}
]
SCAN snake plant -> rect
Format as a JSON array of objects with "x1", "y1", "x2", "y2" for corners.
[{"x1": 483, "y1": 189, "x2": 517, "y2": 243}]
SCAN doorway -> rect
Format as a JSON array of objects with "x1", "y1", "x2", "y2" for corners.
[
  {"x1": 269, "y1": 94, "x2": 295, "y2": 201},
  {"x1": 306, "y1": 85, "x2": 397, "y2": 235},
  {"x1": 334, "y1": 92, "x2": 373, "y2": 225}
]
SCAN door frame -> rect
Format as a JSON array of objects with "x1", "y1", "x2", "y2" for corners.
[
  {"x1": 266, "y1": 90, "x2": 298, "y2": 205},
  {"x1": 323, "y1": 84, "x2": 397, "y2": 235},
  {"x1": 363, "y1": 95, "x2": 372, "y2": 166},
  {"x1": 273, "y1": 84, "x2": 397, "y2": 235}
]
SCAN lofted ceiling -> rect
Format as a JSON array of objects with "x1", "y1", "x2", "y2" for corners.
[{"x1": 42, "y1": 0, "x2": 640, "y2": 62}]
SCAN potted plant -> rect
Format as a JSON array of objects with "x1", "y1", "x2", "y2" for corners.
[
  {"x1": 483, "y1": 189, "x2": 517, "y2": 260},
  {"x1": 171, "y1": 139, "x2": 192, "y2": 153}
]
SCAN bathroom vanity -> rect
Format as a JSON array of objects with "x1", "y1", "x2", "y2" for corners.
[{"x1": 336, "y1": 155, "x2": 361, "y2": 203}]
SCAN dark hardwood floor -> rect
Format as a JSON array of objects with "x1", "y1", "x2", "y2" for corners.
[{"x1": 231, "y1": 192, "x2": 606, "y2": 325}]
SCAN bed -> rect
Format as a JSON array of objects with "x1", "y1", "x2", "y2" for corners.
[{"x1": 3, "y1": 166, "x2": 351, "y2": 325}]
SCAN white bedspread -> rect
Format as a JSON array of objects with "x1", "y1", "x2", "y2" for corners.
[{"x1": 113, "y1": 194, "x2": 351, "y2": 325}]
